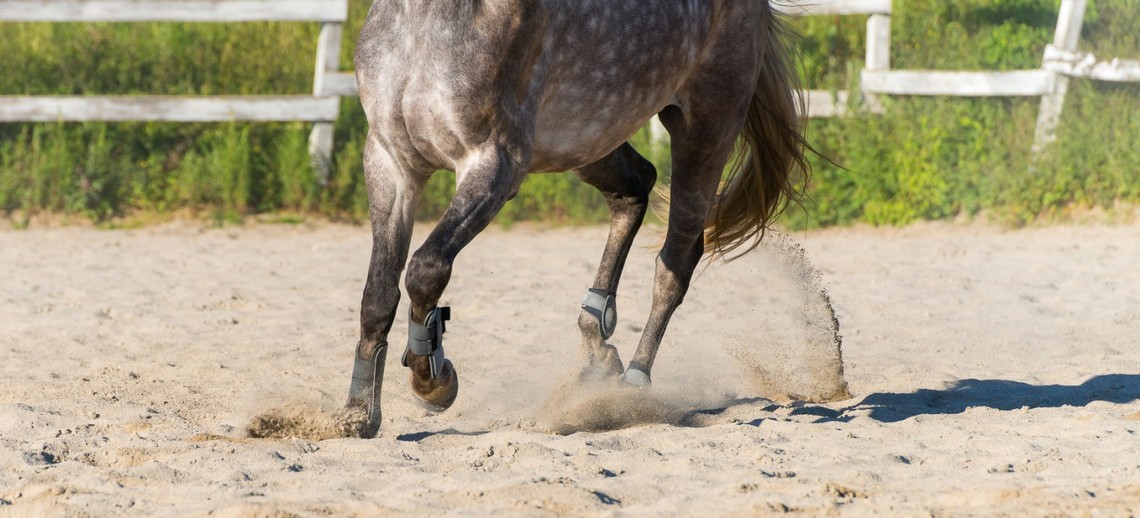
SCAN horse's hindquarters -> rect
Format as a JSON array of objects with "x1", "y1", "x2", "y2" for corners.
[{"x1": 529, "y1": 1, "x2": 721, "y2": 171}]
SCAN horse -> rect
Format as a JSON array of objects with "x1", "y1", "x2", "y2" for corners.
[{"x1": 345, "y1": 0, "x2": 809, "y2": 438}]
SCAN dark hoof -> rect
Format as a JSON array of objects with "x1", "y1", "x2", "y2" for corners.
[{"x1": 410, "y1": 359, "x2": 459, "y2": 412}]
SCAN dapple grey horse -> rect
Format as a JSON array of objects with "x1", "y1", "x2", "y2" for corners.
[{"x1": 347, "y1": 0, "x2": 809, "y2": 437}]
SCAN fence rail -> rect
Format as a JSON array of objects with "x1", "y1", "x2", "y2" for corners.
[
  {"x1": 860, "y1": 70, "x2": 1055, "y2": 97},
  {"x1": 0, "y1": 96, "x2": 341, "y2": 123},
  {"x1": 0, "y1": 0, "x2": 349, "y2": 178},
  {"x1": 0, "y1": 0, "x2": 347, "y2": 22},
  {"x1": 1043, "y1": 47, "x2": 1140, "y2": 82},
  {"x1": 779, "y1": 0, "x2": 1136, "y2": 156},
  {"x1": 774, "y1": 1, "x2": 891, "y2": 118},
  {"x1": 773, "y1": 0, "x2": 891, "y2": 16}
]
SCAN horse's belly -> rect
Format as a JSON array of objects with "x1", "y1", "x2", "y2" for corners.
[{"x1": 530, "y1": 99, "x2": 665, "y2": 172}]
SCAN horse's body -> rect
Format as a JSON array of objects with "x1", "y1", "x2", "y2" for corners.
[{"x1": 348, "y1": 0, "x2": 808, "y2": 437}]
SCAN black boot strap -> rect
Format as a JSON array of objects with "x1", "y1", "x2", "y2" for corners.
[{"x1": 402, "y1": 306, "x2": 450, "y2": 379}]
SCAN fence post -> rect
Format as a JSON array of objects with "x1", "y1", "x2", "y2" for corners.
[
  {"x1": 309, "y1": 21, "x2": 344, "y2": 184},
  {"x1": 865, "y1": 14, "x2": 891, "y2": 71},
  {"x1": 1031, "y1": 0, "x2": 1087, "y2": 155},
  {"x1": 863, "y1": 12, "x2": 891, "y2": 111}
]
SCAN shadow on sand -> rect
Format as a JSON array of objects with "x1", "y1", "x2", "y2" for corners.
[
  {"x1": 787, "y1": 374, "x2": 1140, "y2": 424},
  {"x1": 389, "y1": 376, "x2": 1140, "y2": 435},
  {"x1": 396, "y1": 428, "x2": 490, "y2": 442}
]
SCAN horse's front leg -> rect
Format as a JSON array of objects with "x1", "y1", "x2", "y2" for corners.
[
  {"x1": 401, "y1": 144, "x2": 527, "y2": 411},
  {"x1": 347, "y1": 135, "x2": 424, "y2": 438},
  {"x1": 573, "y1": 143, "x2": 656, "y2": 381}
]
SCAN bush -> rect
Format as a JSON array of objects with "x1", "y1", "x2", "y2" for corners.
[{"x1": 0, "y1": 0, "x2": 1136, "y2": 227}]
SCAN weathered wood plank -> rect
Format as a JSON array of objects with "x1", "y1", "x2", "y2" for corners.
[
  {"x1": 310, "y1": 22, "x2": 346, "y2": 181},
  {"x1": 806, "y1": 90, "x2": 848, "y2": 118},
  {"x1": 865, "y1": 14, "x2": 891, "y2": 71},
  {"x1": 804, "y1": 90, "x2": 885, "y2": 118},
  {"x1": 0, "y1": 96, "x2": 341, "y2": 122},
  {"x1": 774, "y1": 0, "x2": 892, "y2": 16},
  {"x1": 1051, "y1": 0, "x2": 1086, "y2": 50},
  {"x1": 319, "y1": 72, "x2": 360, "y2": 97},
  {"x1": 861, "y1": 70, "x2": 1053, "y2": 97},
  {"x1": 1033, "y1": 0, "x2": 1089, "y2": 153},
  {"x1": 1043, "y1": 46, "x2": 1140, "y2": 82},
  {"x1": 312, "y1": 23, "x2": 345, "y2": 96},
  {"x1": 0, "y1": 0, "x2": 348, "y2": 23}
]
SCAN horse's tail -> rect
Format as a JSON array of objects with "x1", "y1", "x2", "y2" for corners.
[{"x1": 704, "y1": 8, "x2": 809, "y2": 260}]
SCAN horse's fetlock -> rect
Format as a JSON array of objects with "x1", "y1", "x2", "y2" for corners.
[{"x1": 577, "y1": 310, "x2": 598, "y2": 336}]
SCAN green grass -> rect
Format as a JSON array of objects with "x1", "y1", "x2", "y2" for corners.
[
  {"x1": 787, "y1": 0, "x2": 1139, "y2": 228},
  {"x1": 0, "y1": 0, "x2": 1136, "y2": 228}
]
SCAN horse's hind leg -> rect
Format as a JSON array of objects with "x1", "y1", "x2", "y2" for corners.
[
  {"x1": 347, "y1": 134, "x2": 423, "y2": 438},
  {"x1": 402, "y1": 144, "x2": 527, "y2": 410},
  {"x1": 623, "y1": 104, "x2": 747, "y2": 386},
  {"x1": 573, "y1": 143, "x2": 656, "y2": 380}
]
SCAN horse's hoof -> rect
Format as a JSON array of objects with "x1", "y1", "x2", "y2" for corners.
[
  {"x1": 578, "y1": 343, "x2": 624, "y2": 382},
  {"x1": 344, "y1": 400, "x2": 381, "y2": 439},
  {"x1": 620, "y1": 368, "x2": 651, "y2": 387},
  {"x1": 347, "y1": 344, "x2": 387, "y2": 438},
  {"x1": 410, "y1": 359, "x2": 459, "y2": 412}
]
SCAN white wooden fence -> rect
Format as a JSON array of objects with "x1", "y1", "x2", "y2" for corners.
[
  {"x1": 777, "y1": 0, "x2": 1139, "y2": 155},
  {"x1": 1, "y1": 0, "x2": 1135, "y2": 166},
  {"x1": 775, "y1": 0, "x2": 892, "y2": 118},
  {"x1": 0, "y1": 0, "x2": 354, "y2": 177}
]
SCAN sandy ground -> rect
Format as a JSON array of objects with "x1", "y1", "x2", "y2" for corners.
[{"x1": 1, "y1": 220, "x2": 1139, "y2": 516}]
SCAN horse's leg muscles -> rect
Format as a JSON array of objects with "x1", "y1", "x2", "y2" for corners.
[
  {"x1": 623, "y1": 105, "x2": 744, "y2": 386},
  {"x1": 403, "y1": 144, "x2": 526, "y2": 410},
  {"x1": 572, "y1": 143, "x2": 656, "y2": 380},
  {"x1": 348, "y1": 135, "x2": 423, "y2": 438},
  {"x1": 622, "y1": 191, "x2": 707, "y2": 386}
]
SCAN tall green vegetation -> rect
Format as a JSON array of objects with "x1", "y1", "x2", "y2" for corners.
[
  {"x1": 0, "y1": 0, "x2": 1136, "y2": 227},
  {"x1": 788, "y1": 0, "x2": 1138, "y2": 227}
]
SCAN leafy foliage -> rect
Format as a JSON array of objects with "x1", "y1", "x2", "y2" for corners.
[
  {"x1": 0, "y1": 0, "x2": 1136, "y2": 227},
  {"x1": 787, "y1": 0, "x2": 1138, "y2": 228}
]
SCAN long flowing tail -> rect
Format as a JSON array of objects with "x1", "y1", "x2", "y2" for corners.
[{"x1": 704, "y1": 8, "x2": 809, "y2": 260}]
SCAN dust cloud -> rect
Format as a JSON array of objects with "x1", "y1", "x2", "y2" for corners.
[
  {"x1": 713, "y1": 231, "x2": 850, "y2": 403},
  {"x1": 245, "y1": 401, "x2": 369, "y2": 440},
  {"x1": 538, "y1": 377, "x2": 737, "y2": 434}
]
